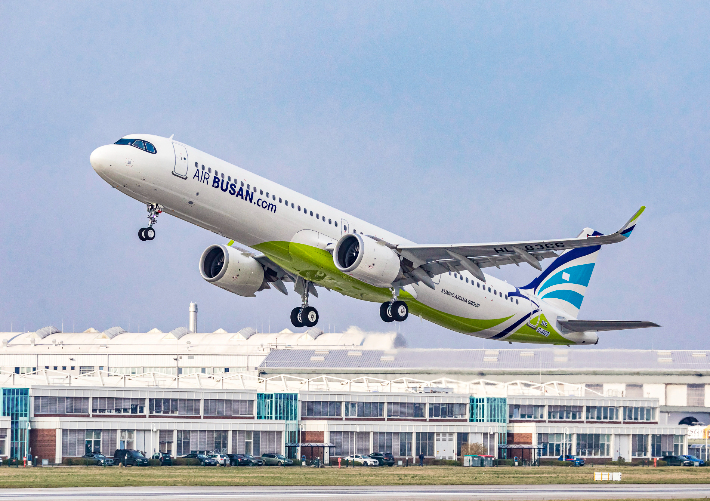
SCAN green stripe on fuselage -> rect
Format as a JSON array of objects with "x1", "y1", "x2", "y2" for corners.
[
  {"x1": 253, "y1": 240, "x2": 512, "y2": 334},
  {"x1": 505, "y1": 313, "x2": 571, "y2": 345}
]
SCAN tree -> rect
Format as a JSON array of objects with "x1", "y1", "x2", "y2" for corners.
[{"x1": 461, "y1": 443, "x2": 487, "y2": 456}]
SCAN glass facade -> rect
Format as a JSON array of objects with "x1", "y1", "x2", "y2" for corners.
[
  {"x1": 257, "y1": 393, "x2": 298, "y2": 420},
  {"x1": 2, "y1": 388, "x2": 29, "y2": 459},
  {"x1": 470, "y1": 397, "x2": 507, "y2": 423},
  {"x1": 538, "y1": 433, "x2": 572, "y2": 457}
]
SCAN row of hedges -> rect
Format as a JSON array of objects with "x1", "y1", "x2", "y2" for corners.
[
  {"x1": 171, "y1": 458, "x2": 201, "y2": 466},
  {"x1": 62, "y1": 458, "x2": 101, "y2": 466}
]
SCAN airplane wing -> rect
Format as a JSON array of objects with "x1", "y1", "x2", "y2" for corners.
[
  {"x1": 558, "y1": 319, "x2": 660, "y2": 332},
  {"x1": 394, "y1": 207, "x2": 645, "y2": 284}
]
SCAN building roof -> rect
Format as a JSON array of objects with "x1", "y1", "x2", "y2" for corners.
[
  {"x1": 258, "y1": 348, "x2": 710, "y2": 374},
  {"x1": 0, "y1": 326, "x2": 406, "y2": 355}
]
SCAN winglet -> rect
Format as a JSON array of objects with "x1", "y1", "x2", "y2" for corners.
[{"x1": 617, "y1": 206, "x2": 645, "y2": 239}]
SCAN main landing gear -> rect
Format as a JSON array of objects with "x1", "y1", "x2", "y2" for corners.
[
  {"x1": 291, "y1": 279, "x2": 319, "y2": 328},
  {"x1": 380, "y1": 288, "x2": 409, "y2": 323},
  {"x1": 138, "y1": 203, "x2": 163, "y2": 241}
]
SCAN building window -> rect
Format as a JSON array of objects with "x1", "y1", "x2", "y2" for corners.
[
  {"x1": 204, "y1": 399, "x2": 253, "y2": 417},
  {"x1": 119, "y1": 430, "x2": 135, "y2": 449},
  {"x1": 85, "y1": 430, "x2": 101, "y2": 455},
  {"x1": 623, "y1": 406, "x2": 655, "y2": 422},
  {"x1": 576, "y1": 433, "x2": 611, "y2": 457},
  {"x1": 331, "y1": 431, "x2": 370, "y2": 457},
  {"x1": 344, "y1": 402, "x2": 384, "y2": 418},
  {"x1": 34, "y1": 396, "x2": 89, "y2": 415},
  {"x1": 416, "y1": 432, "x2": 435, "y2": 457},
  {"x1": 509, "y1": 404, "x2": 544, "y2": 420},
  {"x1": 632, "y1": 434, "x2": 647, "y2": 457},
  {"x1": 688, "y1": 384, "x2": 705, "y2": 407},
  {"x1": 585, "y1": 406, "x2": 619, "y2": 421},
  {"x1": 537, "y1": 433, "x2": 572, "y2": 457},
  {"x1": 428, "y1": 403, "x2": 467, "y2": 419},
  {"x1": 302, "y1": 400, "x2": 341, "y2": 417},
  {"x1": 674, "y1": 434, "x2": 685, "y2": 455},
  {"x1": 547, "y1": 405, "x2": 583, "y2": 420},
  {"x1": 79, "y1": 366, "x2": 95, "y2": 375},
  {"x1": 387, "y1": 402, "x2": 425, "y2": 418},
  {"x1": 92, "y1": 397, "x2": 145, "y2": 415},
  {"x1": 149, "y1": 398, "x2": 200, "y2": 416},
  {"x1": 651, "y1": 434, "x2": 676, "y2": 456},
  {"x1": 456, "y1": 432, "x2": 469, "y2": 456}
]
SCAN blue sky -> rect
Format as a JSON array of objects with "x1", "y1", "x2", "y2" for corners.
[{"x1": 0, "y1": 1, "x2": 708, "y2": 349}]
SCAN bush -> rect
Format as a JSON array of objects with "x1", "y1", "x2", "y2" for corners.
[
  {"x1": 172, "y1": 458, "x2": 200, "y2": 466},
  {"x1": 62, "y1": 457, "x2": 99, "y2": 466},
  {"x1": 148, "y1": 459, "x2": 161, "y2": 467},
  {"x1": 656, "y1": 460, "x2": 667, "y2": 467},
  {"x1": 495, "y1": 459, "x2": 514, "y2": 466},
  {"x1": 431, "y1": 459, "x2": 461, "y2": 466}
]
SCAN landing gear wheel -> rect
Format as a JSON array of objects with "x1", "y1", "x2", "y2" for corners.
[
  {"x1": 302, "y1": 306, "x2": 319, "y2": 327},
  {"x1": 380, "y1": 302, "x2": 395, "y2": 322},
  {"x1": 144, "y1": 227, "x2": 155, "y2": 240},
  {"x1": 391, "y1": 300, "x2": 409, "y2": 322},
  {"x1": 138, "y1": 228, "x2": 146, "y2": 241},
  {"x1": 290, "y1": 307, "x2": 304, "y2": 328}
]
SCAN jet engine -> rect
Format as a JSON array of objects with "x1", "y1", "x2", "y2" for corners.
[
  {"x1": 333, "y1": 233, "x2": 401, "y2": 287},
  {"x1": 199, "y1": 244, "x2": 265, "y2": 297}
]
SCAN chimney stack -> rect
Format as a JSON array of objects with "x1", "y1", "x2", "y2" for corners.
[{"x1": 189, "y1": 302, "x2": 198, "y2": 333}]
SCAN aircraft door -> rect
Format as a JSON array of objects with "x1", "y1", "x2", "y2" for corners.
[
  {"x1": 341, "y1": 219, "x2": 349, "y2": 235},
  {"x1": 172, "y1": 143, "x2": 188, "y2": 179}
]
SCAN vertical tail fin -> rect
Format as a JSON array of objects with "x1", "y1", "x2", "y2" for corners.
[{"x1": 519, "y1": 228, "x2": 602, "y2": 319}]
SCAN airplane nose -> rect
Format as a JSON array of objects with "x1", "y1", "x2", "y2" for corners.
[{"x1": 90, "y1": 145, "x2": 110, "y2": 174}]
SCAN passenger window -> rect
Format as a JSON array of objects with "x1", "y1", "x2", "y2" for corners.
[
  {"x1": 279, "y1": 198, "x2": 282, "y2": 203},
  {"x1": 316, "y1": 213, "x2": 319, "y2": 219},
  {"x1": 195, "y1": 162, "x2": 198, "y2": 168},
  {"x1": 266, "y1": 192, "x2": 269, "y2": 197},
  {"x1": 228, "y1": 176, "x2": 231, "y2": 182},
  {"x1": 221, "y1": 173, "x2": 224, "y2": 179},
  {"x1": 334, "y1": 221, "x2": 338, "y2": 227},
  {"x1": 209, "y1": 168, "x2": 212, "y2": 173},
  {"x1": 516, "y1": 299, "x2": 519, "y2": 305},
  {"x1": 247, "y1": 184, "x2": 250, "y2": 190},
  {"x1": 454, "y1": 273, "x2": 457, "y2": 278},
  {"x1": 216, "y1": 170, "x2": 219, "y2": 176},
  {"x1": 132, "y1": 139, "x2": 145, "y2": 150},
  {"x1": 488, "y1": 287, "x2": 491, "y2": 292},
  {"x1": 466, "y1": 278, "x2": 469, "y2": 283},
  {"x1": 310, "y1": 211, "x2": 313, "y2": 216},
  {"x1": 273, "y1": 195, "x2": 276, "y2": 201},
  {"x1": 260, "y1": 190, "x2": 263, "y2": 195},
  {"x1": 477, "y1": 283, "x2": 480, "y2": 288},
  {"x1": 241, "y1": 181, "x2": 244, "y2": 187},
  {"x1": 460, "y1": 275, "x2": 463, "y2": 280},
  {"x1": 202, "y1": 165, "x2": 205, "y2": 171},
  {"x1": 298, "y1": 206, "x2": 301, "y2": 210},
  {"x1": 145, "y1": 142, "x2": 156, "y2": 154},
  {"x1": 328, "y1": 219, "x2": 331, "y2": 224}
]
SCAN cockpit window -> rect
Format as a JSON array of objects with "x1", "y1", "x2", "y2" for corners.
[{"x1": 114, "y1": 138, "x2": 157, "y2": 154}]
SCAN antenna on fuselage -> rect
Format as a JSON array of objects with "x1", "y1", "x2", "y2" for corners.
[{"x1": 169, "y1": 134, "x2": 174, "y2": 140}]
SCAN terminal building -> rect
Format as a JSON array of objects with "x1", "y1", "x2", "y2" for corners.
[{"x1": 0, "y1": 309, "x2": 704, "y2": 464}]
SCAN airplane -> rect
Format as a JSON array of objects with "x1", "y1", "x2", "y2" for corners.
[{"x1": 90, "y1": 134, "x2": 658, "y2": 345}]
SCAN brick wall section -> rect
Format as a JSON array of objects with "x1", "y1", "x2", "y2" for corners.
[
  {"x1": 507, "y1": 433, "x2": 533, "y2": 445},
  {"x1": 300, "y1": 431, "x2": 324, "y2": 443},
  {"x1": 30, "y1": 429, "x2": 56, "y2": 462}
]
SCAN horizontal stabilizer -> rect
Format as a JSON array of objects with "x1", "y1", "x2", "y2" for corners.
[{"x1": 558, "y1": 319, "x2": 660, "y2": 332}]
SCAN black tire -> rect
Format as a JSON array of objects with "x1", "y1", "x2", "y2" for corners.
[
  {"x1": 145, "y1": 227, "x2": 155, "y2": 240},
  {"x1": 380, "y1": 302, "x2": 395, "y2": 322},
  {"x1": 138, "y1": 228, "x2": 146, "y2": 241},
  {"x1": 303, "y1": 306, "x2": 319, "y2": 327},
  {"x1": 277, "y1": 461, "x2": 282, "y2": 466},
  {"x1": 391, "y1": 300, "x2": 409, "y2": 321},
  {"x1": 290, "y1": 307, "x2": 304, "y2": 327}
]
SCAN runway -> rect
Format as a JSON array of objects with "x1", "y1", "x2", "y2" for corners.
[{"x1": 0, "y1": 484, "x2": 709, "y2": 500}]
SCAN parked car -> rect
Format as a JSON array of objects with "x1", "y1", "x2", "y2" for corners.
[
  {"x1": 682, "y1": 455, "x2": 705, "y2": 466},
  {"x1": 227, "y1": 454, "x2": 249, "y2": 466},
  {"x1": 244, "y1": 454, "x2": 264, "y2": 466},
  {"x1": 368, "y1": 452, "x2": 395, "y2": 467},
  {"x1": 113, "y1": 449, "x2": 149, "y2": 466},
  {"x1": 151, "y1": 452, "x2": 172, "y2": 466},
  {"x1": 261, "y1": 453, "x2": 293, "y2": 466},
  {"x1": 210, "y1": 453, "x2": 230, "y2": 466},
  {"x1": 82, "y1": 452, "x2": 114, "y2": 466},
  {"x1": 343, "y1": 454, "x2": 378, "y2": 466},
  {"x1": 661, "y1": 455, "x2": 693, "y2": 466},
  {"x1": 197, "y1": 454, "x2": 218, "y2": 466},
  {"x1": 558, "y1": 454, "x2": 585, "y2": 466}
]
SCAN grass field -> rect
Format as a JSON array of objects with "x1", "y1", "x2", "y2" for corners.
[{"x1": 0, "y1": 465, "x2": 709, "y2": 489}]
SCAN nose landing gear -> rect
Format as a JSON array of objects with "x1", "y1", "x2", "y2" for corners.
[
  {"x1": 138, "y1": 203, "x2": 163, "y2": 241},
  {"x1": 291, "y1": 278, "x2": 319, "y2": 328},
  {"x1": 380, "y1": 288, "x2": 409, "y2": 323}
]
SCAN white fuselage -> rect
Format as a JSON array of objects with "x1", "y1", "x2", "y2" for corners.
[{"x1": 90, "y1": 134, "x2": 596, "y2": 345}]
